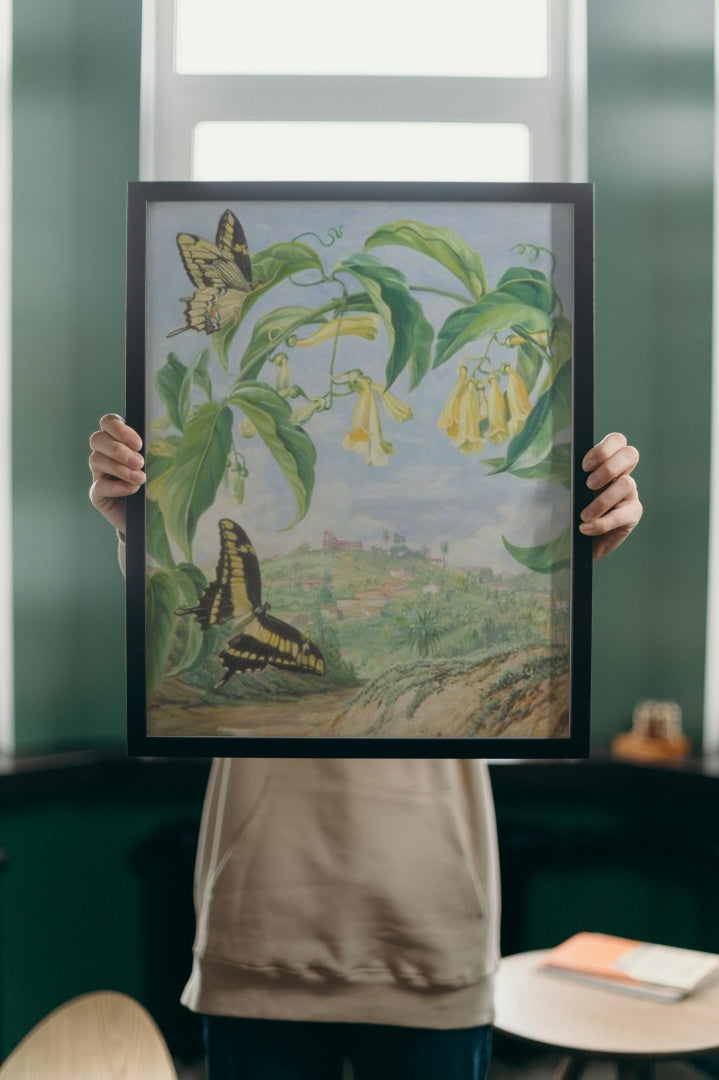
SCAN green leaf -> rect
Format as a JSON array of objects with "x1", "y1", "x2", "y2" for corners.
[
  {"x1": 497, "y1": 267, "x2": 556, "y2": 313},
  {"x1": 434, "y1": 292, "x2": 553, "y2": 369},
  {"x1": 177, "y1": 348, "x2": 212, "y2": 420},
  {"x1": 214, "y1": 241, "x2": 325, "y2": 363},
  {"x1": 145, "y1": 439, "x2": 178, "y2": 509},
  {"x1": 502, "y1": 526, "x2": 571, "y2": 574},
  {"x1": 166, "y1": 616, "x2": 203, "y2": 679},
  {"x1": 165, "y1": 565, "x2": 206, "y2": 677},
  {"x1": 517, "y1": 342, "x2": 545, "y2": 394},
  {"x1": 240, "y1": 306, "x2": 326, "y2": 381},
  {"x1": 185, "y1": 623, "x2": 226, "y2": 677},
  {"x1": 145, "y1": 442, "x2": 175, "y2": 490},
  {"x1": 491, "y1": 359, "x2": 572, "y2": 475},
  {"x1": 363, "y1": 219, "x2": 487, "y2": 299},
  {"x1": 156, "y1": 352, "x2": 188, "y2": 432},
  {"x1": 336, "y1": 291, "x2": 379, "y2": 315},
  {"x1": 146, "y1": 497, "x2": 175, "y2": 568},
  {"x1": 175, "y1": 561, "x2": 208, "y2": 598},
  {"x1": 211, "y1": 323, "x2": 235, "y2": 374},
  {"x1": 228, "y1": 381, "x2": 316, "y2": 527},
  {"x1": 508, "y1": 443, "x2": 572, "y2": 488},
  {"x1": 148, "y1": 435, "x2": 181, "y2": 456},
  {"x1": 169, "y1": 562, "x2": 226, "y2": 677},
  {"x1": 550, "y1": 314, "x2": 573, "y2": 377},
  {"x1": 146, "y1": 570, "x2": 180, "y2": 694},
  {"x1": 194, "y1": 348, "x2": 213, "y2": 401},
  {"x1": 252, "y1": 240, "x2": 324, "y2": 287},
  {"x1": 149, "y1": 402, "x2": 233, "y2": 560},
  {"x1": 230, "y1": 465, "x2": 247, "y2": 505},
  {"x1": 336, "y1": 253, "x2": 434, "y2": 389}
]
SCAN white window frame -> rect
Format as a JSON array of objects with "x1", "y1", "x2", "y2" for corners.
[
  {"x1": 141, "y1": 0, "x2": 587, "y2": 183},
  {"x1": 0, "y1": 0, "x2": 14, "y2": 752}
]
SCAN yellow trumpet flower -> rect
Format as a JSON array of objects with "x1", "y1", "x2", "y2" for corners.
[
  {"x1": 504, "y1": 365, "x2": 532, "y2": 436},
  {"x1": 291, "y1": 397, "x2": 326, "y2": 426},
  {"x1": 437, "y1": 364, "x2": 469, "y2": 440},
  {"x1": 290, "y1": 314, "x2": 380, "y2": 347},
  {"x1": 370, "y1": 381, "x2": 413, "y2": 423},
  {"x1": 437, "y1": 365, "x2": 485, "y2": 453},
  {"x1": 343, "y1": 376, "x2": 395, "y2": 466},
  {"x1": 506, "y1": 329, "x2": 550, "y2": 349},
  {"x1": 456, "y1": 381, "x2": 485, "y2": 455},
  {"x1": 486, "y1": 373, "x2": 509, "y2": 444},
  {"x1": 273, "y1": 353, "x2": 292, "y2": 394},
  {"x1": 475, "y1": 380, "x2": 489, "y2": 426}
]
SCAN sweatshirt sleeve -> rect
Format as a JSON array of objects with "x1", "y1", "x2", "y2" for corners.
[{"x1": 117, "y1": 531, "x2": 126, "y2": 576}]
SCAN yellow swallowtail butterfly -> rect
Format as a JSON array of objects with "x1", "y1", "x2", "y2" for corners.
[
  {"x1": 177, "y1": 519, "x2": 325, "y2": 689},
  {"x1": 168, "y1": 209, "x2": 255, "y2": 337}
]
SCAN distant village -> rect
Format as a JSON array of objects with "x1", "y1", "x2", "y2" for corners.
[
  {"x1": 320, "y1": 529, "x2": 504, "y2": 583},
  {"x1": 322, "y1": 530, "x2": 362, "y2": 553},
  {"x1": 270, "y1": 530, "x2": 564, "y2": 645}
]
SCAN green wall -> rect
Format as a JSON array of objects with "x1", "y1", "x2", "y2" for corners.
[
  {"x1": 10, "y1": 0, "x2": 715, "y2": 751},
  {"x1": 12, "y1": 0, "x2": 142, "y2": 751},
  {"x1": 587, "y1": 0, "x2": 714, "y2": 748},
  {"x1": 0, "y1": 775, "x2": 207, "y2": 1058}
]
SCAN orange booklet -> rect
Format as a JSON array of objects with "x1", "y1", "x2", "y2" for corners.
[{"x1": 540, "y1": 932, "x2": 719, "y2": 1002}]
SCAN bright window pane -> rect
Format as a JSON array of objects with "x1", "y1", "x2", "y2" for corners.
[
  {"x1": 193, "y1": 121, "x2": 532, "y2": 182},
  {"x1": 176, "y1": 0, "x2": 548, "y2": 78}
]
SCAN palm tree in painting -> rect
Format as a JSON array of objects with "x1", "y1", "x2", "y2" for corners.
[
  {"x1": 406, "y1": 606, "x2": 444, "y2": 658},
  {"x1": 440, "y1": 540, "x2": 449, "y2": 570}
]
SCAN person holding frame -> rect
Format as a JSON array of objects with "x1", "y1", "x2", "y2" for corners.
[{"x1": 89, "y1": 418, "x2": 641, "y2": 1080}]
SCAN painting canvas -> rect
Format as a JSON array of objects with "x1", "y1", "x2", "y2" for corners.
[{"x1": 126, "y1": 181, "x2": 593, "y2": 757}]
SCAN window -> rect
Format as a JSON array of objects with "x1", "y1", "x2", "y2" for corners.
[
  {"x1": 174, "y1": 0, "x2": 549, "y2": 78},
  {"x1": 192, "y1": 121, "x2": 532, "y2": 183},
  {"x1": 141, "y1": 0, "x2": 587, "y2": 183}
]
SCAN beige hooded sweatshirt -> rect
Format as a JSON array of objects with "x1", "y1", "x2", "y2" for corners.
[
  {"x1": 122, "y1": 538, "x2": 501, "y2": 1029},
  {"x1": 180, "y1": 756, "x2": 501, "y2": 1030}
]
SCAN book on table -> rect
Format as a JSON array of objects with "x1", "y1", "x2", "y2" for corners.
[{"x1": 539, "y1": 932, "x2": 719, "y2": 1002}]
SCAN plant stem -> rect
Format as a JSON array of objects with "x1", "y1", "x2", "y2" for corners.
[{"x1": 409, "y1": 285, "x2": 474, "y2": 305}]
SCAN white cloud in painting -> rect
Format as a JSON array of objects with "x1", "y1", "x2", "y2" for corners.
[{"x1": 449, "y1": 486, "x2": 569, "y2": 573}]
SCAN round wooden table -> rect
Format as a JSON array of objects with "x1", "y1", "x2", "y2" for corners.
[{"x1": 494, "y1": 949, "x2": 719, "y2": 1079}]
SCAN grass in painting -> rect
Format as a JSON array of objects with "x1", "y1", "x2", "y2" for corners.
[{"x1": 152, "y1": 541, "x2": 568, "y2": 721}]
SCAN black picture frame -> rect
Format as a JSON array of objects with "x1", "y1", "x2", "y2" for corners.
[{"x1": 126, "y1": 181, "x2": 593, "y2": 758}]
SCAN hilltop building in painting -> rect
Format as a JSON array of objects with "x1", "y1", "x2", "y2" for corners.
[{"x1": 323, "y1": 530, "x2": 363, "y2": 553}]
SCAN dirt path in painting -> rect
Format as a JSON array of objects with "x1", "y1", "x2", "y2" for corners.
[
  {"x1": 148, "y1": 684, "x2": 359, "y2": 738},
  {"x1": 320, "y1": 646, "x2": 569, "y2": 740},
  {"x1": 148, "y1": 645, "x2": 569, "y2": 741}
]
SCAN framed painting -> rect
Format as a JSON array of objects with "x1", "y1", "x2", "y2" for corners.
[{"x1": 126, "y1": 181, "x2": 593, "y2": 757}]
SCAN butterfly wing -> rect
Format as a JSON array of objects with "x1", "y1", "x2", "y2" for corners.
[
  {"x1": 178, "y1": 518, "x2": 325, "y2": 689},
  {"x1": 169, "y1": 210, "x2": 253, "y2": 336},
  {"x1": 216, "y1": 209, "x2": 253, "y2": 287},
  {"x1": 215, "y1": 613, "x2": 326, "y2": 689},
  {"x1": 177, "y1": 519, "x2": 260, "y2": 628},
  {"x1": 169, "y1": 285, "x2": 250, "y2": 336}
]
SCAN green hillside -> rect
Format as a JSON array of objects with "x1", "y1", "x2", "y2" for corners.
[{"x1": 164, "y1": 542, "x2": 569, "y2": 707}]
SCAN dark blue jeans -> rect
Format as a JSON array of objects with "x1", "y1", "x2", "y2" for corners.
[{"x1": 203, "y1": 1016, "x2": 493, "y2": 1080}]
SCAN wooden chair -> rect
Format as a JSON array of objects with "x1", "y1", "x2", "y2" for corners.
[{"x1": 0, "y1": 991, "x2": 178, "y2": 1079}]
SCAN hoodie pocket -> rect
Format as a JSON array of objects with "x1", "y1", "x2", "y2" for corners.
[{"x1": 198, "y1": 775, "x2": 491, "y2": 987}]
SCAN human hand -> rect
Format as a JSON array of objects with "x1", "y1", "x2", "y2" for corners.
[
  {"x1": 580, "y1": 433, "x2": 642, "y2": 560},
  {"x1": 88, "y1": 414, "x2": 145, "y2": 536}
]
